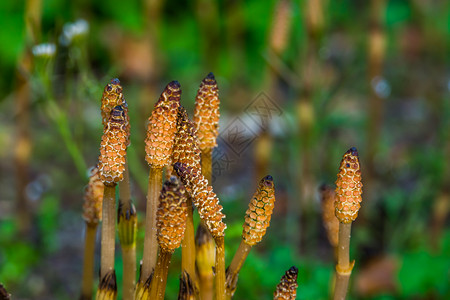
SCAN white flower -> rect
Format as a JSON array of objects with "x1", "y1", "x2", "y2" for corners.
[
  {"x1": 32, "y1": 43, "x2": 56, "y2": 57},
  {"x1": 60, "y1": 19, "x2": 89, "y2": 46}
]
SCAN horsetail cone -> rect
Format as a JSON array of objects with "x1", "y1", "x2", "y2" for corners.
[
  {"x1": 243, "y1": 175, "x2": 275, "y2": 246},
  {"x1": 83, "y1": 165, "x2": 104, "y2": 225},
  {"x1": 193, "y1": 72, "x2": 220, "y2": 151},
  {"x1": 98, "y1": 105, "x2": 128, "y2": 186},
  {"x1": 334, "y1": 147, "x2": 363, "y2": 223},
  {"x1": 145, "y1": 81, "x2": 181, "y2": 167},
  {"x1": 156, "y1": 176, "x2": 188, "y2": 252},
  {"x1": 172, "y1": 106, "x2": 201, "y2": 169},
  {"x1": 173, "y1": 162, "x2": 226, "y2": 239},
  {"x1": 101, "y1": 78, "x2": 124, "y2": 129},
  {"x1": 273, "y1": 266, "x2": 299, "y2": 300}
]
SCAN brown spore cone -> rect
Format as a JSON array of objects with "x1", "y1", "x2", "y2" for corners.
[
  {"x1": 99, "y1": 105, "x2": 128, "y2": 186},
  {"x1": 242, "y1": 175, "x2": 275, "y2": 246},
  {"x1": 101, "y1": 78, "x2": 124, "y2": 128},
  {"x1": 172, "y1": 106, "x2": 201, "y2": 170},
  {"x1": 145, "y1": 81, "x2": 181, "y2": 168},
  {"x1": 273, "y1": 266, "x2": 299, "y2": 300},
  {"x1": 335, "y1": 147, "x2": 363, "y2": 223},
  {"x1": 82, "y1": 165, "x2": 104, "y2": 225},
  {"x1": 193, "y1": 72, "x2": 220, "y2": 151},
  {"x1": 156, "y1": 176, "x2": 188, "y2": 252},
  {"x1": 173, "y1": 162, "x2": 226, "y2": 239}
]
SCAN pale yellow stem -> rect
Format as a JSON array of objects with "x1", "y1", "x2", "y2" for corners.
[
  {"x1": 225, "y1": 240, "x2": 252, "y2": 298},
  {"x1": 141, "y1": 167, "x2": 163, "y2": 280},
  {"x1": 81, "y1": 223, "x2": 97, "y2": 300},
  {"x1": 101, "y1": 185, "x2": 116, "y2": 278}
]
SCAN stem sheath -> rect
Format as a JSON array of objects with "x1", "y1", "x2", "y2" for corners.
[
  {"x1": 333, "y1": 223, "x2": 354, "y2": 300},
  {"x1": 225, "y1": 240, "x2": 252, "y2": 298}
]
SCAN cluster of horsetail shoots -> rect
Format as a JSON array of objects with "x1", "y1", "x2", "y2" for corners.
[
  {"x1": 77, "y1": 75, "x2": 373, "y2": 300},
  {"x1": 333, "y1": 147, "x2": 363, "y2": 300},
  {"x1": 273, "y1": 266, "x2": 299, "y2": 300},
  {"x1": 226, "y1": 175, "x2": 275, "y2": 298}
]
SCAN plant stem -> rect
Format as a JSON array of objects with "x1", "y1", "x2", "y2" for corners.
[
  {"x1": 215, "y1": 237, "x2": 226, "y2": 300},
  {"x1": 122, "y1": 246, "x2": 137, "y2": 300},
  {"x1": 149, "y1": 250, "x2": 172, "y2": 300},
  {"x1": 118, "y1": 160, "x2": 136, "y2": 300},
  {"x1": 225, "y1": 240, "x2": 252, "y2": 298},
  {"x1": 181, "y1": 197, "x2": 197, "y2": 284},
  {"x1": 201, "y1": 149, "x2": 213, "y2": 184},
  {"x1": 196, "y1": 223, "x2": 215, "y2": 300},
  {"x1": 101, "y1": 185, "x2": 117, "y2": 278},
  {"x1": 141, "y1": 166, "x2": 163, "y2": 280},
  {"x1": 80, "y1": 223, "x2": 97, "y2": 300},
  {"x1": 119, "y1": 159, "x2": 131, "y2": 202},
  {"x1": 333, "y1": 223, "x2": 354, "y2": 300}
]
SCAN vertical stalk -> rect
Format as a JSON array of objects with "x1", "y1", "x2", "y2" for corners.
[
  {"x1": 80, "y1": 223, "x2": 97, "y2": 300},
  {"x1": 225, "y1": 240, "x2": 252, "y2": 298},
  {"x1": 201, "y1": 149, "x2": 213, "y2": 184},
  {"x1": 141, "y1": 167, "x2": 163, "y2": 280},
  {"x1": 200, "y1": 148, "x2": 215, "y2": 299},
  {"x1": 149, "y1": 250, "x2": 173, "y2": 300},
  {"x1": 14, "y1": 0, "x2": 42, "y2": 236},
  {"x1": 118, "y1": 160, "x2": 136, "y2": 300},
  {"x1": 181, "y1": 197, "x2": 197, "y2": 284},
  {"x1": 196, "y1": 223, "x2": 215, "y2": 300},
  {"x1": 122, "y1": 246, "x2": 137, "y2": 299},
  {"x1": 333, "y1": 223, "x2": 354, "y2": 300},
  {"x1": 101, "y1": 185, "x2": 117, "y2": 278},
  {"x1": 215, "y1": 237, "x2": 226, "y2": 300},
  {"x1": 366, "y1": 0, "x2": 387, "y2": 183}
]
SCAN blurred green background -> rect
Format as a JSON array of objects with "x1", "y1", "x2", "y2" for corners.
[{"x1": 0, "y1": 0, "x2": 449, "y2": 299}]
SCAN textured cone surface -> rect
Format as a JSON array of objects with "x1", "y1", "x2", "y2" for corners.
[
  {"x1": 243, "y1": 175, "x2": 275, "y2": 246},
  {"x1": 96, "y1": 270, "x2": 117, "y2": 300},
  {"x1": 320, "y1": 185, "x2": 339, "y2": 247},
  {"x1": 172, "y1": 106, "x2": 201, "y2": 170},
  {"x1": 118, "y1": 201, "x2": 137, "y2": 247},
  {"x1": 99, "y1": 105, "x2": 128, "y2": 185},
  {"x1": 335, "y1": 147, "x2": 363, "y2": 223},
  {"x1": 273, "y1": 266, "x2": 299, "y2": 300},
  {"x1": 174, "y1": 163, "x2": 226, "y2": 238},
  {"x1": 145, "y1": 81, "x2": 181, "y2": 167},
  {"x1": 178, "y1": 271, "x2": 195, "y2": 300},
  {"x1": 157, "y1": 176, "x2": 188, "y2": 252},
  {"x1": 193, "y1": 73, "x2": 220, "y2": 151},
  {"x1": 83, "y1": 165, "x2": 104, "y2": 224},
  {"x1": 101, "y1": 78, "x2": 124, "y2": 129}
]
